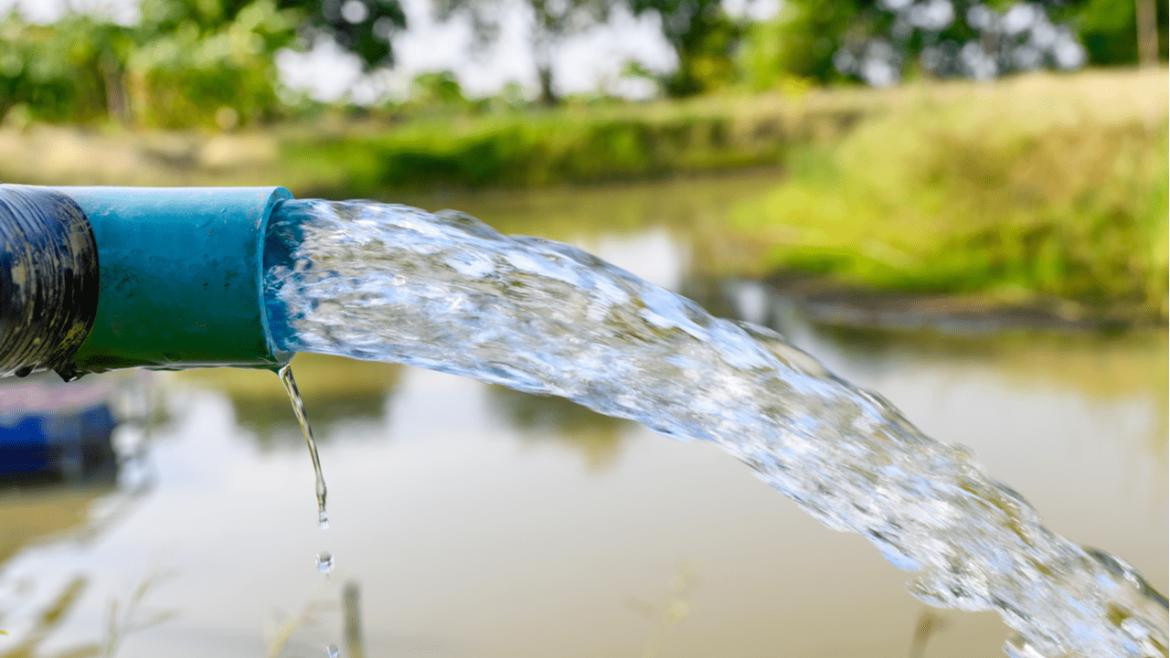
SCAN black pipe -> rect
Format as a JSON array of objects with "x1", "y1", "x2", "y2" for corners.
[{"x1": 0, "y1": 186, "x2": 99, "y2": 379}]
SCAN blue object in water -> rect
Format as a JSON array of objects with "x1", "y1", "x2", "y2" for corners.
[{"x1": 0, "y1": 383, "x2": 117, "y2": 478}]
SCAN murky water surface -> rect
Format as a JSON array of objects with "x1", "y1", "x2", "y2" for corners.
[{"x1": 0, "y1": 174, "x2": 1164, "y2": 657}]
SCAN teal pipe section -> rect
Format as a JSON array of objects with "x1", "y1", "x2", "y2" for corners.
[{"x1": 55, "y1": 186, "x2": 293, "y2": 375}]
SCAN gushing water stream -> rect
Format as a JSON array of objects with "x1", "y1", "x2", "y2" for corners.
[{"x1": 263, "y1": 199, "x2": 1167, "y2": 657}]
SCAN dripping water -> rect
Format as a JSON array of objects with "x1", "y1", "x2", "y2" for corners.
[
  {"x1": 277, "y1": 364, "x2": 329, "y2": 528},
  {"x1": 277, "y1": 364, "x2": 339, "y2": 656},
  {"x1": 316, "y1": 551, "x2": 334, "y2": 574}
]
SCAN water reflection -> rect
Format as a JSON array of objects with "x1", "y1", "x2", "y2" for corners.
[
  {"x1": 0, "y1": 485, "x2": 113, "y2": 565},
  {"x1": 630, "y1": 563, "x2": 696, "y2": 658},
  {"x1": 0, "y1": 380, "x2": 159, "y2": 658},
  {"x1": 908, "y1": 609, "x2": 947, "y2": 658},
  {"x1": 0, "y1": 576, "x2": 92, "y2": 658},
  {"x1": 0, "y1": 374, "x2": 132, "y2": 569},
  {"x1": 0, "y1": 375, "x2": 121, "y2": 484},
  {"x1": 341, "y1": 581, "x2": 366, "y2": 658},
  {"x1": 401, "y1": 170, "x2": 780, "y2": 242},
  {"x1": 719, "y1": 279, "x2": 1170, "y2": 405},
  {"x1": 179, "y1": 354, "x2": 402, "y2": 442},
  {"x1": 487, "y1": 387, "x2": 628, "y2": 471}
]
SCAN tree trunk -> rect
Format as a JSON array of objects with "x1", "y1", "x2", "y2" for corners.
[
  {"x1": 1135, "y1": 0, "x2": 1158, "y2": 67},
  {"x1": 100, "y1": 53, "x2": 131, "y2": 126},
  {"x1": 537, "y1": 63, "x2": 557, "y2": 106}
]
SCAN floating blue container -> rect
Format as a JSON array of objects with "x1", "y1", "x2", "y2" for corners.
[{"x1": 0, "y1": 377, "x2": 118, "y2": 478}]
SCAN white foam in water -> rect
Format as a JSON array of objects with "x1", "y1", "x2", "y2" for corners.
[{"x1": 263, "y1": 199, "x2": 1167, "y2": 657}]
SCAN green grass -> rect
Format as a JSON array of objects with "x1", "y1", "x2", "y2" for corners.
[
  {"x1": 0, "y1": 68, "x2": 1163, "y2": 321},
  {"x1": 275, "y1": 92, "x2": 876, "y2": 195},
  {"x1": 724, "y1": 69, "x2": 1169, "y2": 321},
  {"x1": 0, "y1": 85, "x2": 875, "y2": 194}
]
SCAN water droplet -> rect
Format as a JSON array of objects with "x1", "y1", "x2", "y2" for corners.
[
  {"x1": 316, "y1": 551, "x2": 334, "y2": 574},
  {"x1": 318, "y1": 509, "x2": 330, "y2": 530},
  {"x1": 325, "y1": 644, "x2": 339, "y2": 658}
]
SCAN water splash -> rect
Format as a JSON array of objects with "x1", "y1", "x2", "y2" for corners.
[{"x1": 264, "y1": 199, "x2": 1168, "y2": 657}]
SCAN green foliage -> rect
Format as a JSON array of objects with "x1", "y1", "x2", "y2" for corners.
[
  {"x1": 282, "y1": 0, "x2": 406, "y2": 68},
  {"x1": 1067, "y1": 0, "x2": 1168, "y2": 65},
  {"x1": 738, "y1": 0, "x2": 1165, "y2": 87},
  {"x1": 0, "y1": 15, "x2": 134, "y2": 123},
  {"x1": 407, "y1": 70, "x2": 467, "y2": 110},
  {"x1": 485, "y1": 81, "x2": 530, "y2": 113},
  {"x1": 727, "y1": 70, "x2": 1169, "y2": 320},
  {"x1": 0, "y1": 75, "x2": 867, "y2": 189},
  {"x1": 1, "y1": 0, "x2": 1165, "y2": 129},
  {"x1": 2, "y1": 62, "x2": 1163, "y2": 322},
  {"x1": 279, "y1": 107, "x2": 786, "y2": 193},
  {"x1": 128, "y1": 1, "x2": 298, "y2": 127},
  {"x1": 738, "y1": 1, "x2": 862, "y2": 88},
  {"x1": 266, "y1": 85, "x2": 884, "y2": 194},
  {"x1": 627, "y1": 0, "x2": 741, "y2": 96},
  {"x1": 0, "y1": 0, "x2": 407, "y2": 127},
  {"x1": 139, "y1": 0, "x2": 407, "y2": 67}
]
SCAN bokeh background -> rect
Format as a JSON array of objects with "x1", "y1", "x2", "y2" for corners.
[{"x1": 0, "y1": 1, "x2": 1166, "y2": 656}]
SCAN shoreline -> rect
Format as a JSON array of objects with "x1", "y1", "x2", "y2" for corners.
[{"x1": 761, "y1": 273, "x2": 1166, "y2": 334}]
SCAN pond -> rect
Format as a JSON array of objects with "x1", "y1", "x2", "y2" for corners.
[{"x1": 0, "y1": 172, "x2": 1165, "y2": 657}]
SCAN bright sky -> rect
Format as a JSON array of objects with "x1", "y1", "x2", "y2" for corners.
[{"x1": 0, "y1": 0, "x2": 778, "y2": 102}]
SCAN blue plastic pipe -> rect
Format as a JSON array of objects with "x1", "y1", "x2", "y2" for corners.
[{"x1": 0, "y1": 185, "x2": 293, "y2": 378}]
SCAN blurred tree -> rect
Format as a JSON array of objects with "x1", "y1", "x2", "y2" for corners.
[
  {"x1": 0, "y1": 14, "x2": 135, "y2": 124},
  {"x1": 1065, "y1": 0, "x2": 1167, "y2": 66},
  {"x1": 738, "y1": 1, "x2": 861, "y2": 87},
  {"x1": 436, "y1": 0, "x2": 614, "y2": 105},
  {"x1": 741, "y1": 0, "x2": 1167, "y2": 88},
  {"x1": 0, "y1": 0, "x2": 409, "y2": 127},
  {"x1": 1134, "y1": 0, "x2": 1159, "y2": 65},
  {"x1": 139, "y1": 0, "x2": 407, "y2": 68},
  {"x1": 128, "y1": 1, "x2": 299, "y2": 127},
  {"x1": 408, "y1": 69, "x2": 467, "y2": 109},
  {"x1": 626, "y1": 0, "x2": 741, "y2": 96},
  {"x1": 288, "y1": 0, "x2": 407, "y2": 67}
]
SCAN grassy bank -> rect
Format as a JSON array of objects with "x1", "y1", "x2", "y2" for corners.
[
  {"x1": 722, "y1": 69, "x2": 1168, "y2": 322},
  {"x1": 0, "y1": 68, "x2": 1164, "y2": 321},
  {"x1": 276, "y1": 93, "x2": 872, "y2": 195},
  {"x1": 0, "y1": 84, "x2": 877, "y2": 195}
]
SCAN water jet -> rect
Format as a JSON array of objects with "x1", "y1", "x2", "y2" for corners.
[{"x1": 0, "y1": 185, "x2": 1165, "y2": 657}]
